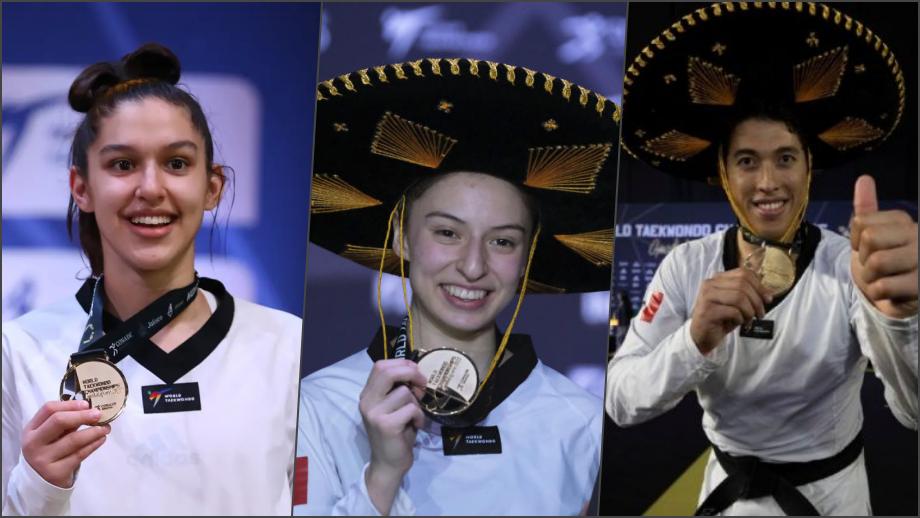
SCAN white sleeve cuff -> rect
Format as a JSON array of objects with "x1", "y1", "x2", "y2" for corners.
[
  {"x1": 681, "y1": 320, "x2": 729, "y2": 372},
  {"x1": 357, "y1": 462, "x2": 416, "y2": 516},
  {"x1": 855, "y1": 286, "x2": 920, "y2": 331},
  {"x1": 4, "y1": 455, "x2": 73, "y2": 515}
]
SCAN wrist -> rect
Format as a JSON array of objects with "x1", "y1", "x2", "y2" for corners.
[{"x1": 365, "y1": 461, "x2": 406, "y2": 515}]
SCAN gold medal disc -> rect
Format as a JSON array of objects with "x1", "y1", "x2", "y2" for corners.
[
  {"x1": 60, "y1": 359, "x2": 128, "y2": 425},
  {"x1": 416, "y1": 348, "x2": 479, "y2": 417},
  {"x1": 743, "y1": 245, "x2": 796, "y2": 297},
  {"x1": 760, "y1": 246, "x2": 796, "y2": 296}
]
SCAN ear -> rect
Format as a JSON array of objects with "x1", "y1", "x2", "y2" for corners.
[
  {"x1": 70, "y1": 166, "x2": 94, "y2": 212},
  {"x1": 205, "y1": 164, "x2": 225, "y2": 211},
  {"x1": 390, "y1": 219, "x2": 411, "y2": 262}
]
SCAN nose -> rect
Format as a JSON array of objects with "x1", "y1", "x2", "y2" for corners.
[
  {"x1": 456, "y1": 239, "x2": 488, "y2": 281},
  {"x1": 136, "y1": 161, "x2": 166, "y2": 203},
  {"x1": 755, "y1": 162, "x2": 779, "y2": 192}
]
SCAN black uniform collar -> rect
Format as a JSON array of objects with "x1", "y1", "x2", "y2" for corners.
[
  {"x1": 366, "y1": 326, "x2": 538, "y2": 427},
  {"x1": 75, "y1": 277, "x2": 234, "y2": 384},
  {"x1": 722, "y1": 222, "x2": 822, "y2": 311}
]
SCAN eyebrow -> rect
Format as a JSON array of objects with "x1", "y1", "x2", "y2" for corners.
[
  {"x1": 425, "y1": 211, "x2": 526, "y2": 233},
  {"x1": 732, "y1": 145, "x2": 802, "y2": 158},
  {"x1": 98, "y1": 140, "x2": 199, "y2": 154}
]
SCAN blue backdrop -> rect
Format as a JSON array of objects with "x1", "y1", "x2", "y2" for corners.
[{"x1": 2, "y1": 3, "x2": 320, "y2": 320}]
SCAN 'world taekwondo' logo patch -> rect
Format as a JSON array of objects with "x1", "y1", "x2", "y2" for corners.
[
  {"x1": 142, "y1": 383, "x2": 201, "y2": 414},
  {"x1": 640, "y1": 291, "x2": 664, "y2": 323},
  {"x1": 147, "y1": 388, "x2": 173, "y2": 408},
  {"x1": 442, "y1": 426, "x2": 502, "y2": 455}
]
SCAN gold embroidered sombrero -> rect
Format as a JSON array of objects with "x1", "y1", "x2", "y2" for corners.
[
  {"x1": 309, "y1": 58, "x2": 621, "y2": 293},
  {"x1": 619, "y1": 1, "x2": 905, "y2": 183}
]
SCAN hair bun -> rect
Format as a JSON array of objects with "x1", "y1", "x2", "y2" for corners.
[
  {"x1": 122, "y1": 43, "x2": 181, "y2": 85},
  {"x1": 68, "y1": 62, "x2": 122, "y2": 113}
]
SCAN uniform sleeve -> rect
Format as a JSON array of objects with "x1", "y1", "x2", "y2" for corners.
[
  {"x1": 292, "y1": 380, "x2": 416, "y2": 516},
  {"x1": 583, "y1": 405, "x2": 602, "y2": 512},
  {"x1": 605, "y1": 248, "x2": 728, "y2": 427},
  {"x1": 2, "y1": 326, "x2": 74, "y2": 516},
  {"x1": 847, "y1": 263, "x2": 919, "y2": 429}
]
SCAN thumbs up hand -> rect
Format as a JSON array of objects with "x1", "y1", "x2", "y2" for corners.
[{"x1": 850, "y1": 175, "x2": 918, "y2": 318}]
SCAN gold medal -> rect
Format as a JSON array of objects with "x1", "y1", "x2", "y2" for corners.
[
  {"x1": 744, "y1": 245, "x2": 796, "y2": 296},
  {"x1": 60, "y1": 358, "x2": 128, "y2": 425},
  {"x1": 415, "y1": 348, "x2": 479, "y2": 417},
  {"x1": 761, "y1": 246, "x2": 796, "y2": 295}
]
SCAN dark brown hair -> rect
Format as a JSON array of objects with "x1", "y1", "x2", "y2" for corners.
[
  {"x1": 720, "y1": 101, "x2": 811, "y2": 161},
  {"x1": 67, "y1": 43, "x2": 222, "y2": 275},
  {"x1": 403, "y1": 171, "x2": 542, "y2": 239}
]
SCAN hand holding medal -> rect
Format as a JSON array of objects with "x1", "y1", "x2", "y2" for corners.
[
  {"x1": 20, "y1": 400, "x2": 111, "y2": 488},
  {"x1": 359, "y1": 358, "x2": 427, "y2": 514},
  {"x1": 690, "y1": 268, "x2": 772, "y2": 354}
]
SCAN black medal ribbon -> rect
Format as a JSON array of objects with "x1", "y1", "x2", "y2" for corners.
[
  {"x1": 73, "y1": 274, "x2": 200, "y2": 363},
  {"x1": 392, "y1": 316, "x2": 415, "y2": 361},
  {"x1": 739, "y1": 224, "x2": 806, "y2": 256}
]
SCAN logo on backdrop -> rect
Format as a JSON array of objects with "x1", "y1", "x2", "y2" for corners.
[
  {"x1": 2, "y1": 65, "x2": 261, "y2": 224},
  {"x1": 557, "y1": 12, "x2": 626, "y2": 64},
  {"x1": 379, "y1": 6, "x2": 498, "y2": 59}
]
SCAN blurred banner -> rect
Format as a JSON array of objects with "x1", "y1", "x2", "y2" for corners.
[
  {"x1": 302, "y1": 2, "x2": 627, "y2": 399},
  {"x1": 2, "y1": 3, "x2": 320, "y2": 320}
]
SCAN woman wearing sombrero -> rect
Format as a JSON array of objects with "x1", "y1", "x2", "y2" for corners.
[
  {"x1": 606, "y1": 2, "x2": 917, "y2": 516},
  {"x1": 294, "y1": 59, "x2": 619, "y2": 515}
]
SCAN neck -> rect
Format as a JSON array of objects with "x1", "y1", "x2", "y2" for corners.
[
  {"x1": 735, "y1": 228, "x2": 799, "y2": 266},
  {"x1": 100, "y1": 257, "x2": 210, "y2": 353},
  {"x1": 409, "y1": 301, "x2": 497, "y2": 377},
  {"x1": 736, "y1": 230, "x2": 760, "y2": 265},
  {"x1": 101, "y1": 261, "x2": 197, "y2": 320}
]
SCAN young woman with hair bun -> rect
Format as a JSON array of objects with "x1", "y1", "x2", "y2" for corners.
[{"x1": 2, "y1": 43, "x2": 301, "y2": 515}]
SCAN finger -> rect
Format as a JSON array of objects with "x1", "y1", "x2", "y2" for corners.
[
  {"x1": 708, "y1": 274, "x2": 767, "y2": 317},
  {"x1": 865, "y1": 270, "x2": 920, "y2": 302},
  {"x1": 384, "y1": 401, "x2": 424, "y2": 433},
  {"x1": 722, "y1": 268, "x2": 772, "y2": 304},
  {"x1": 47, "y1": 424, "x2": 111, "y2": 462},
  {"x1": 410, "y1": 404, "x2": 426, "y2": 430},
  {"x1": 706, "y1": 303, "x2": 746, "y2": 331},
  {"x1": 26, "y1": 400, "x2": 90, "y2": 433},
  {"x1": 859, "y1": 245, "x2": 919, "y2": 285},
  {"x1": 708, "y1": 286, "x2": 758, "y2": 322},
  {"x1": 53, "y1": 434, "x2": 108, "y2": 474},
  {"x1": 32, "y1": 409, "x2": 102, "y2": 446},
  {"x1": 856, "y1": 220, "x2": 917, "y2": 266},
  {"x1": 374, "y1": 385, "x2": 419, "y2": 415},
  {"x1": 853, "y1": 174, "x2": 878, "y2": 216},
  {"x1": 362, "y1": 360, "x2": 423, "y2": 405}
]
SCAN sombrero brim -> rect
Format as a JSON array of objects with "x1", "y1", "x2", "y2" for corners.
[{"x1": 309, "y1": 58, "x2": 621, "y2": 293}]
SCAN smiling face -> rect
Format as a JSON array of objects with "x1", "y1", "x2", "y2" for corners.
[
  {"x1": 724, "y1": 118, "x2": 810, "y2": 241},
  {"x1": 397, "y1": 173, "x2": 534, "y2": 342},
  {"x1": 70, "y1": 97, "x2": 222, "y2": 279}
]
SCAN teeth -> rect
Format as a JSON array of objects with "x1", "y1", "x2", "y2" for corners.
[
  {"x1": 755, "y1": 201, "x2": 784, "y2": 210},
  {"x1": 131, "y1": 215, "x2": 172, "y2": 225},
  {"x1": 444, "y1": 285, "x2": 486, "y2": 301}
]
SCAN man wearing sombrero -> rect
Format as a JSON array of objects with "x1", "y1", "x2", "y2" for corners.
[{"x1": 606, "y1": 2, "x2": 917, "y2": 516}]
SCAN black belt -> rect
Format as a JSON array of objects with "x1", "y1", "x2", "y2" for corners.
[{"x1": 696, "y1": 433, "x2": 864, "y2": 516}]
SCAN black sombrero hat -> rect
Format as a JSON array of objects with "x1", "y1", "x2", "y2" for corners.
[
  {"x1": 309, "y1": 58, "x2": 621, "y2": 293},
  {"x1": 620, "y1": 1, "x2": 905, "y2": 183}
]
